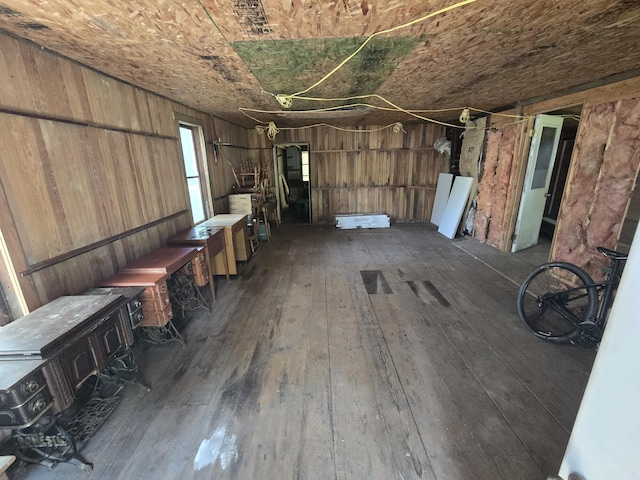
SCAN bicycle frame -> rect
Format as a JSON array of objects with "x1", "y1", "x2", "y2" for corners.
[
  {"x1": 542, "y1": 286, "x2": 591, "y2": 326},
  {"x1": 593, "y1": 259, "x2": 625, "y2": 331}
]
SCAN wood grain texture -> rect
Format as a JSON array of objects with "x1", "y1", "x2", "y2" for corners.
[
  {"x1": 1, "y1": 1, "x2": 640, "y2": 128},
  {"x1": 0, "y1": 33, "x2": 250, "y2": 311},
  {"x1": 10, "y1": 224, "x2": 594, "y2": 480},
  {"x1": 245, "y1": 123, "x2": 444, "y2": 223}
]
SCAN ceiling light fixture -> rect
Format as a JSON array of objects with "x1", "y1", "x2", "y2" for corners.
[{"x1": 459, "y1": 107, "x2": 470, "y2": 124}]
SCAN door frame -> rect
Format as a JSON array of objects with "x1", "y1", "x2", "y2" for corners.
[
  {"x1": 511, "y1": 114, "x2": 565, "y2": 252},
  {"x1": 272, "y1": 142, "x2": 312, "y2": 224}
]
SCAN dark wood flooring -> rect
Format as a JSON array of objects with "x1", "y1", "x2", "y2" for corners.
[{"x1": 10, "y1": 223, "x2": 595, "y2": 480}]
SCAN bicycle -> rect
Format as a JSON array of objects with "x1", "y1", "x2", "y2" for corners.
[{"x1": 516, "y1": 246, "x2": 628, "y2": 346}]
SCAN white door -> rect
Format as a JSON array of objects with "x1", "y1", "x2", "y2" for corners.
[{"x1": 511, "y1": 114, "x2": 565, "y2": 252}]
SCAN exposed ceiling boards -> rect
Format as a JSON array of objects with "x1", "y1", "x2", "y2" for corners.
[{"x1": 0, "y1": 0, "x2": 639, "y2": 129}]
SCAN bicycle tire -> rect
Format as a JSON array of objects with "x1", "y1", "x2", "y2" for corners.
[{"x1": 517, "y1": 262, "x2": 598, "y2": 343}]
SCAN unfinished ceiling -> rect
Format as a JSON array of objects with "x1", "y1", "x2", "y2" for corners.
[{"x1": 0, "y1": 0, "x2": 639, "y2": 128}]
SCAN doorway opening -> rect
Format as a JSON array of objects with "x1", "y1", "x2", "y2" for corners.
[
  {"x1": 273, "y1": 143, "x2": 311, "y2": 224},
  {"x1": 511, "y1": 106, "x2": 582, "y2": 254}
]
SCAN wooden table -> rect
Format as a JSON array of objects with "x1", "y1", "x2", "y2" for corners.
[
  {"x1": 199, "y1": 214, "x2": 250, "y2": 275},
  {"x1": 0, "y1": 296, "x2": 134, "y2": 469},
  {"x1": 167, "y1": 227, "x2": 229, "y2": 300},
  {"x1": 118, "y1": 245, "x2": 210, "y2": 306},
  {"x1": 120, "y1": 246, "x2": 200, "y2": 276},
  {"x1": 0, "y1": 295, "x2": 131, "y2": 425}
]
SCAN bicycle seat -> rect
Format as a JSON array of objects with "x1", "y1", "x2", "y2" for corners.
[{"x1": 597, "y1": 246, "x2": 628, "y2": 261}]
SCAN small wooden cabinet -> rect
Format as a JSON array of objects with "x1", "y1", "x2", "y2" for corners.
[
  {"x1": 139, "y1": 280, "x2": 173, "y2": 327},
  {"x1": 100, "y1": 272, "x2": 173, "y2": 328},
  {"x1": 184, "y1": 250, "x2": 209, "y2": 287}
]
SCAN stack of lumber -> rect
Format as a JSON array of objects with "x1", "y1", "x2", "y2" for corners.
[{"x1": 335, "y1": 213, "x2": 390, "y2": 229}]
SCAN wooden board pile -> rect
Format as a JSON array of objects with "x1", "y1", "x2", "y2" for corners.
[{"x1": 335, "y1": 213, "x2": 390, "y2": 229}]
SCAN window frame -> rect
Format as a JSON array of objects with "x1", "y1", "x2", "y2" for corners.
[{"x1": 177, "y1": 119, "x2": 212, "y2": 224}]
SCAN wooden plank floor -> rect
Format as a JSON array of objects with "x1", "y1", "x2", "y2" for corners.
[{"x1": 10, "y1": 224, "x2": 595, "y2": 480}]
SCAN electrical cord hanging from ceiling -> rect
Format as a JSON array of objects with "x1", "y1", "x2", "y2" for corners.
[
  {"x1": 254, "y1": 121, "x2": 407, "y2": 136},
  {"x1": 240, "y1": 102, "x2": 536, "y2": 131},
  {"x1": 243, "y1": 104, "x2": 524, "y2": 117},
  {"x1": 213, "y1": 0, "x2": 570, "y2": 135}
]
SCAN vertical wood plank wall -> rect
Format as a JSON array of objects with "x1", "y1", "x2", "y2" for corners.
[
  {"x1": 247, "y1": 124, "x2": 444, "y2": 223},
  {"x1": 0, "y1": 33, "x2": 248, "y2": 313}
]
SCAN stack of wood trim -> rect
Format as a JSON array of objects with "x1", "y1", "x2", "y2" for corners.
[{"x1": 335, "y1": 213, "x2": 390, "y2": 229}]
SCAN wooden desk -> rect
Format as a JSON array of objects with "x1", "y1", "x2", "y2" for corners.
[
  {"x1": 0, "y1": 295, "x2": 131, "y2": 427},
  {"x1": 167, "y1": 227, "x2": 229, "y2": 300},
  {"x1": 120, "y1": 246, "x2": 200, "y2": 276},
  {"x1": 199, "y1": 214, "x2": 250, "y2": 275}
]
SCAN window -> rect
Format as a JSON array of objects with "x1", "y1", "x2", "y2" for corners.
[
  {"x1": 179, "y1": 124, "x2": 209, "y2": 223},
  {"x1": 301, "y1": 150, "x2": 310, "y2": 182}
]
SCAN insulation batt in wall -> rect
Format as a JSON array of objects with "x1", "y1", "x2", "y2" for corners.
[
  {"x1": 473, "y1": 123, "x2": 521, "y2": 247},
  {"x1": 552, "y1": 98, "x2": 640, "y2": 280}
]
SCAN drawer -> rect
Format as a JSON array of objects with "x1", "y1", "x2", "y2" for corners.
[
  {"x1": 184, "y1": 255, "x2": 209, "y2": 286},
  {"x1": 0, "y1": 370, "x2": 47, "y2": 407},
  {"x1": 126, "y1": 297, "x2": 144, "y2": 315},
  {"x1": 140, "y1": 286, "x2": 170, "y2": 311},
  {"x1": 141, "y1": 281, "x2": 169, "y2": 298},
  {"x1": 0, "y1": 390, "x2": 53, "y2": 428},
  {"x1": 139, "y1": 304, "x2": 173, "y2": 327},
  {"x1": 129, "y1": 308, "x2": 145, "y2": 330}
]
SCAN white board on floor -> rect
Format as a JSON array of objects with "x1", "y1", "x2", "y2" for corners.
[
  {"x1": 431, "y1": 173, "x2": 453, "y2": 226},
  {"x1": 438, "y1": 176, "x2": 474, "y2": 239}
]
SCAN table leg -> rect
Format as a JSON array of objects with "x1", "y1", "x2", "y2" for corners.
[
  {"x1": 138, "y1": 321, "x2": 186, "y2": 347},
  {"x1": 204, "y1": 247, "x2": 217, "y2": 301},
  {"x1": 221, "y1": 237, "x2": 231, "y2": 281}
]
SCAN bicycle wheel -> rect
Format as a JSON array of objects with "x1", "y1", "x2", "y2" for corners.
[{"x1": 517, "y1": 262, "x2": 598, "y2": 343}]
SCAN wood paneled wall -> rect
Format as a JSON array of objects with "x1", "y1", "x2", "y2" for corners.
[
  {"x1": 246, "y1": 124, "x2": 444, "y2": 223},
  {"x1": 0, "y1": 33, "x2": 248, "y2": 316}
]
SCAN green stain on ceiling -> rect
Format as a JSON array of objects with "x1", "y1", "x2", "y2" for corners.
[{"x1": 231, "y1": 36, "x2": 420, "y2": 109}]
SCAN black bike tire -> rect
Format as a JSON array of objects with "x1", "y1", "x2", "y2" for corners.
[{"x1": 517, "y1": 262, "x2": 598, "y2": 343}]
